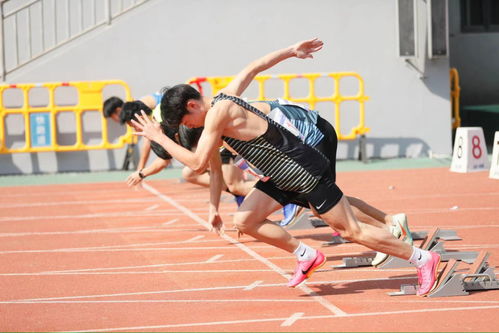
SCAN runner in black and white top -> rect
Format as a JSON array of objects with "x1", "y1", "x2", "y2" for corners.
[{"x1": 132, "y1": 38, "x2": 440, "y2": 295}]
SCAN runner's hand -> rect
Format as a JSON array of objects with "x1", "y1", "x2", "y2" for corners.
[
  {"x1": 126, "y1": 171, "x2": 143, "y2": 188},
  {"x1": 132, "y1": 110, "x2": 164, "y2": 143},
  {"x1": 209, "y1": 212, "x2": 224, "y2": 236},
  {"x1": 292, "y1": 38, "x2": 323, "y2": 59}
]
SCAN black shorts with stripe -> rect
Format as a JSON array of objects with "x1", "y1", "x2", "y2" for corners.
[{"x1": 254, "y1": 116, "x2": 343, "y2": 214}]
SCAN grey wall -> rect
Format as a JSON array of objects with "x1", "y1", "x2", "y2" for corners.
[
  {"x1": 449, "y1": 0, "x2": 499, "y2": 106},
  {"x1": 1, "y1": 0, "x2": 453, "y2": 175}
]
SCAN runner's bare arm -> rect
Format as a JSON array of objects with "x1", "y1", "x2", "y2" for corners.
[
  {"x1": 136, "y1": 137, "x2": 151, "y2": 171},
  {"x1": 208, "y1": 150, "x2": 224, "y2": 234},
  {"x1": 221, "y1": 38, "x2": 323, "y2": 96},
  {"x1": 132, "y1": 107, "x2": 227, "y2": 173}
]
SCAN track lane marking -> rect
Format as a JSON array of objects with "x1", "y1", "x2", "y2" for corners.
[
  {"x1": 142, "y1": 183, "x2": 347, "y2": 316},
  {"x1": 57, "y1": 305, "x2": 499, "y2": 332}
]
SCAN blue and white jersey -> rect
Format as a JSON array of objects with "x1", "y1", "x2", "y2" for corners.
[
  {"x1": 255, "y1": 99, "x2": 324, "y2": 147},
  {"x1": 152, "y1": 91, "x2": 162, "y2": 105}
]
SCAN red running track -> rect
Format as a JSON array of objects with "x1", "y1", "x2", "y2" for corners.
[{"x1": 0, "y1": 167, "x2": 498, "y2": 332}]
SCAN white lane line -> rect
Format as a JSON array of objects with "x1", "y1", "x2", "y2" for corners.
[
  {"x1": 403, "y1": 207, "x2": 499, "y2": 215},
  {"x1": 145, "y1": 204, "x2": 160, "y2": 211},
  {"x1": 243, "y1": 281, "x2": 263, "y2": 291},
  {"x1": 0, "y1": 209, "x2": 209, "y2": 222},
  {"x1": 0, "y1": 269, "x2": 276, "y2": 276},
  {"x1": 0, "y1": 246, "x2": 263, "y2": 254},
  {"x1": 186, "y1": 235, "x2": 205, "y2": 242},
  {"x1": 58, "y1": 305, "x2": 499, "y2": 332},
  {"x1": 162, "y1": 219, "x2": 179, "y2": 225},
  {"x1": 9, "y1": 258, "x2": 418, "y2": 276},
  {"x1": 0, "y1": 225, "x2": 203, "y2": 238},
  {"x1": 206, "y1": 254, "x2": 223, "y2": 263},
  {"x1": 281, "y1": 312, "x2": 304, "y2": 327},
  {"x1": 142, "y1": 183, "x2": 347, "y2": 317},
  {"x1": 0, "y1": 276, "x2": 423, "y2": 302},
  {"x1": 0, "y1": 239, "x2": 240, "y2": 256},
  {"x1": 0, "y1": 299, "x2": 313, "y2": 304},
  {"x1": 0, "y1": 198, "x2": 155, "y2": 209},
  {"x1": 0, "y1": 228, "x2": 203, "y2": 238}
]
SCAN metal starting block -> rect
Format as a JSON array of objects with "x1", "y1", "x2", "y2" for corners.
[
  {"x1": 389, "y1": 251, "x2": 499, "y2": 297},
  {"x1": 333, "y1": 227, "x2": 477, "y2": 269}
]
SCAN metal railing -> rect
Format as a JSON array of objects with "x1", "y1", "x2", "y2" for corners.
[{"x1": 0, "y1": 0, "x2": 150, "y2": 81}]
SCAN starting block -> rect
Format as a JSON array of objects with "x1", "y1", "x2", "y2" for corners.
[
  {"x1": 333, "y1": 227, "x2": 477, "y2": 269},
  {"x1": 389, "y1": 251, "x2": 499, "y2": 297}
]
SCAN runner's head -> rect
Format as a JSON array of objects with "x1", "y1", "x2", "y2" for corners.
[
  {"x1": 160, "y1": 84, "x2": 204, "y2": 129},
  {"x1": 102, "y1": 96, "x2": 124, "y2": 123},
  {"x1": 120, "y1": 100, "x2": 153, "y2": 128}
]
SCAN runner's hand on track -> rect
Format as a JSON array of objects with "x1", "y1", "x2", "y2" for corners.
[
  {"x1": 209, "y1": 212, "x2": 224, "y2": 236},
  {"x1": 126, "y1": 171, "x2": 143, "y2": 188}
]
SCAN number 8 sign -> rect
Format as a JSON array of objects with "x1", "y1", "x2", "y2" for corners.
[{"x1": 451, "y1": 127, "x2": 490, "y2": 173}]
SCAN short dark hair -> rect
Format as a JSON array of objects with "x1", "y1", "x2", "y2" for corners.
[
  {"x1": 103, "y1": 96, "x2": 124, "y2": 118},
  {"x1": 120, "y1": 100, "x2": 152, "y2": 125},
  {"x1": 178, "y1": 126, "x2": 203, "y2": 151},
  {"x1": 160, "y1": 84, "x2": 201, "y2": 129},
  {"x1": 149, "y1": 123, "x2": 179, "y2": 160}
]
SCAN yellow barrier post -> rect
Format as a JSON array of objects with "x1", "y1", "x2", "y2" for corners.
[
  {"x1": 450, "y1": 68, "x2": 461, "y2": 129},
  {"x1": 0, "y1": 80, "x2": 134, "y2": 154}
]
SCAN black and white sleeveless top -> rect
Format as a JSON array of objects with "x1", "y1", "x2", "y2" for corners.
[{"x1": 212, "y1": 93, "x2": 330, "y2": 194}]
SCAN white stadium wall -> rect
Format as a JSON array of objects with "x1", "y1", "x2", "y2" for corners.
[{"x1": 0, "y1": 0, "x2": 452, "y2": 174}]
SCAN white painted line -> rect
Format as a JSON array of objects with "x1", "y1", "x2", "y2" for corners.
[
  {"x1": 0, "y1": 246, "x2": 257, "y2": 254},
  {"x1": 206, "y1": 254, "x2": 223, "y2": 263},
  {"x1": 0, "y1": 276, "x2": 424, "y2": 302},
  {"x1": 0, "y1": 225, "x2": 203, "y2": 238},
  {"x1": 145, "y1": 204, "x2": 160, "y2": 211},
  {"x1": 0, "y1": 209, "x2": 209, "y2": 222},
  {"x1": 186, "y1": 235, "x2": 205, "y2": 242},
  {"x1": 281, "y1": 312, "x2": 304, "y2": 327},
  {"x1": 0, "y1": 298, "x2": 313, "y2": 304},
  {"x1": 243, "y1": 281, "x2": 263, "y2": 291},
  {"x1": 0, "y1": 269, "x2": 275, "y2": 276},
  {"x1": 162, "y1": 219, "x2": 179, "y2": 226},
  {"x1": 142, "y1": 183, "x2": 347, "y2": 317},
  {"x1": 58, "y1": 305, "x2": 499, "y2": 332},
  {"x1": 0, "y1": 198, "x2": 154, "y2": 209}
]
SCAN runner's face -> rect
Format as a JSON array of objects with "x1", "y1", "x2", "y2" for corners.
[
  {"x1": 181, "y1": 100, "x2": 204, "y2": 128},
  {"x1": 110, "y1": 109, "x2": 121, "y2": 123}
]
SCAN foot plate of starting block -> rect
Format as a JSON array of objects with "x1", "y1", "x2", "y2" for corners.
[
  {"x1": 388, "y1": 284, "x2": 417, "y2": 296},
  {"x1": 332, "y1": 255, "x2": 375, "y2": 268}
]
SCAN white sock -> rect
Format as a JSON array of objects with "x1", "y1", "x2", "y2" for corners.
[
  {"x1": 409, "y1": 246, "x2": 431, "y2": 268},
  {"x1": 293, "y1": 242, "x2": 316, "y2": 261}
]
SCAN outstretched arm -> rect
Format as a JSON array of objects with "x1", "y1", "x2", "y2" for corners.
[
  {"x1": 132, "y1": 106, "x2": 227, "y2": 174},
  {"x1": 221, "y1": 38, "x2": 323, "y2": 96}
]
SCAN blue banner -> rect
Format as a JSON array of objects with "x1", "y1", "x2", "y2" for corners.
[{"x1": 30, "y1": 113, "x2": 51, "y2": 147}]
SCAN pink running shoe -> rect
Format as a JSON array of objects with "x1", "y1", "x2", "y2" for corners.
[
  {"x1": 287, "y1": 250, "x2": 326, "y2": 288},
  {"x1": 416, "y1": 251, "x2": 441, "y2": 296}
]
